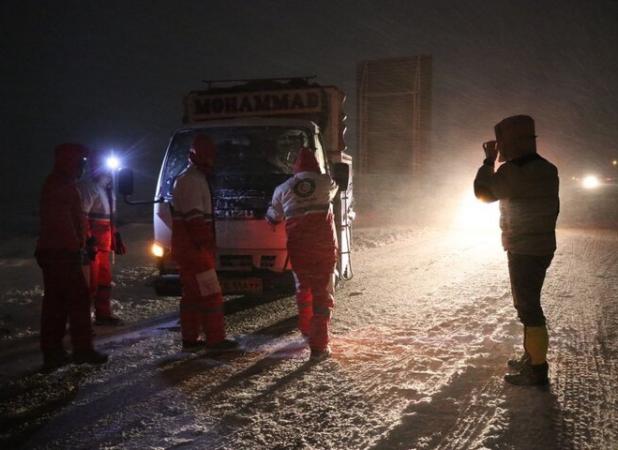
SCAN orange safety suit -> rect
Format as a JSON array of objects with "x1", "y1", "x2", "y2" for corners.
[
  {"x1": 171, "y1": 142, "x2": 226, "y2": 345},
  {"x1": 266, "y1": 148, "x2": 338, "y2": 352}
]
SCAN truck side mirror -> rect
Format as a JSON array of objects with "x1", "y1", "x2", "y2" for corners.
[
  {"x1": 332, "y1": 163, "x2": 350, "y2": 190},
  {"x1": 117, "y1": 168, "x2": 134, "y2": 196},
  {"x1": 117, "y1": 167, "x2": 164, "y2": 205}
]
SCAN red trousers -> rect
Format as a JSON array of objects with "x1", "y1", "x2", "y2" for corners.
[
  {"x1": 90, "y1": 250, "x2": 113, "y2": 318},
  {"x1": 286, "y1": 215, "x2": 337, "y2": 351},
  {"x1": 294, "y1": 270, "x2": 335, "y2": 351},
  {"x1": 39, "y1": 261, "x2": 94, "y2": 353},
  {"x1": 178, "y1": 267, "x2": 225, "y2": 344}
]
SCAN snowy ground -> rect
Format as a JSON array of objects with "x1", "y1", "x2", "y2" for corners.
[
  {"x1": 0, "y1": 224, "x2": 175, "y2": 343},
  {"x1": 0, "y1": 223, "x2": 616, "y2": 449}
]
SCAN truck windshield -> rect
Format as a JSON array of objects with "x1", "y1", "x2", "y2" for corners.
[{"x1": 159, "y1": 126, "x2": 313, "y2": 198}]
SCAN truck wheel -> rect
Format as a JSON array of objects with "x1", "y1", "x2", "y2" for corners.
[{"x1": 154, "y1": 274, "x2": 182, "y2": 296}]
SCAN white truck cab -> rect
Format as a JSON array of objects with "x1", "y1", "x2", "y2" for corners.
[{"x1": 148, "y1": 79, "x2": 353, "y2": 294}]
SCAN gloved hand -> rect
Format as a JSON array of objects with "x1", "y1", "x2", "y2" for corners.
[
  {"x1": 86, "y1": 236, "x2": 98, "y2": 262},
  {"x1": 482, "y1": 140, "x2": 498, "y2": 162},
  {"x1": 265, "y1": 219, "x2": 278, "y2": 232},
  {"x1": 113, "y1": 231, "x2": 127, "y2": 255}
]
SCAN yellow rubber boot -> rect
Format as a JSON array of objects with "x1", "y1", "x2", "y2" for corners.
[{"x1": 525, "y1": 325, "x2": 548, "y2": 365}]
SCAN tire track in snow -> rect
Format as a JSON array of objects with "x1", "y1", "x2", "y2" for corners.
[
  {"x1": 540, "y1": 230, "x2": 618, "y2": 450},
  {"x1": 6, "y1": 228, "x2": 617, "y2": 450}
]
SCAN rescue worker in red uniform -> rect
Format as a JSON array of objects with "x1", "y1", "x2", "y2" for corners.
[
  {"x1": 474, "y1": 115, "x2": 559, "y2": 386},
  {"x1": 78, "y1": 152, "x2": 126, "y2": 325},
  {"x1": 171, "y1": 134, "x2": 237, "y2": 351},
  {"x1": 266, "y1": 148, "x2": 339, "y2": 359},
  {"x1": 35, "y1": 143, "x2": 109, "y2": 372}
]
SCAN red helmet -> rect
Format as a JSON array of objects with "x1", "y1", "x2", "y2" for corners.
[
  {"x1": 189, "y1": 134, "x2": 216, "y2": 170},
  {"x1": 293, "y1": 147, "x2": 320, "y2": 174},
  {"x1": 54, "y1": 143, "x2": 89, "y2": 178}
]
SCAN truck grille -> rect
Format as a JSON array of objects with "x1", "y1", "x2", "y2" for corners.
[
  {"x1": 260, "y1": 255, "x2": 277, "y2": 269},
  {"x1": 219, "y1": 255, "x2": 253, "y2": 269}
]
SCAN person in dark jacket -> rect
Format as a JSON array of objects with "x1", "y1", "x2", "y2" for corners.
[
  {"x1": 35, "y1": 143, "x2": 109, "y2": 372},
  {"x1": 474, "y1": 115, "x2": 559, "y2": 386}
]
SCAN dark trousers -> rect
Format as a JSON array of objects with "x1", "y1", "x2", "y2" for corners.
[
  {"x1": 507, "y1": 252, "x2": 553, "y2": 327},
  {"x1": 39, "y1": 261, "x2": 94, "y2": 353}
]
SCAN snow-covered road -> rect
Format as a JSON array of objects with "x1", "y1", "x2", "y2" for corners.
[{"x1": 1, "y1": 226, "x2": 616, "y2": 449}]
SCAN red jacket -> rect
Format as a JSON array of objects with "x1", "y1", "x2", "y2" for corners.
[{"x1": 36, "y1": 144, "x2": 88, "y2": 263}]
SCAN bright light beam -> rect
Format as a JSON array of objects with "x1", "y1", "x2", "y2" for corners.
[
  {"x1": 582, "y1": 175, "x2": 600, "y2": 190},
  {"x1": 151, "y1": 242, "x2": 165, "y2": 258},
  {"x1": 106, "y1": 155, "x2": 121, "y2": 170},
  {"x1": 453, "y1": 190, "x2": 500, "y2": 231}
]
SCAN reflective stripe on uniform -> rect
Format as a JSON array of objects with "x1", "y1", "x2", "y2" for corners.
[
  {"x1": 313, "y1": 305, "x2": 332, "y2": 317},
  {"x1": 88, "y1": 212, "x2": 112, "y2": 220},
  {"x1": 195, "y1": 269, "x2": 222, "y2": 296},
  {"x1": 172, "y1": 208, "x2": 213, "y2": 222},
  {"x1": 284, "y1": 204, "x2": 330, "y2": 219}
]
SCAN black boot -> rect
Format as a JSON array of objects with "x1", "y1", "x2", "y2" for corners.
[
  {"x1": 182, "y1": 339, "x2": 206, "y2": 352},
  {"x1": 310, "y1": 346, "x2": 332, "y2": 361},
  {"x1": 73, "y1": 349, "x2": 109, "y2": 365},
  {"x1": 42, "y1": 349, "x2": 71, "y2": 373},
  {"x1": 206, "y1": 338, "x2": 239, "y2": 352},
  {"x1": 507, "y1": 352, "x2": 530, "y2": 371},
  {"x1": 504, "y1": 362, "x2": 549, "y2": 386},
  {"x1": 94, "y1": 315, "x2": 123, "y2": 326}
]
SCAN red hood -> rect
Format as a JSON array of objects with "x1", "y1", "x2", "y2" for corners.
[
  {"x1": 189, "y1": 134, "x2": 216, "y2": 172},
  {"x1": 293, "y1": 148, "x2": 320, "y2": 174},
  {"x1": 53, "y1": 143, "x2": 89, "y2": 179}
]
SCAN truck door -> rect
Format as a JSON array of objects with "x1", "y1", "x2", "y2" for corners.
[{"x1": 314, "y1": 136, "x2": 353, "y2": 281}]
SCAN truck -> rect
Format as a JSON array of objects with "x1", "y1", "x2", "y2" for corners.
[{"x1": 121, "y1": 77, "x2": 354, "y2": 295}]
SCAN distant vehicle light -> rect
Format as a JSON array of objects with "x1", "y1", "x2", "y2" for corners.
[
  {"x1": 582, "y1": 175, "x2": 601, "y2": 190},
  {"x1": 106, "y1": 155, "x2": 121, "y2": 170},
  {"x1": 151, "y1": 242, "x2": 165, "y2": 258}
]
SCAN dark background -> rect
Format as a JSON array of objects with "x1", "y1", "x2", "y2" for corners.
[{"x1": 2, "y1": 0, "x2": 617, "y2": 234}]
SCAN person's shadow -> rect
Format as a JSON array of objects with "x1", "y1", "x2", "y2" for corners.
[
  {"x1": 499, "y1": 383, "x2": 566, "y2": 450},
  {"x1": 368, "y1": 354, "x2": 567, "y2": 450}
]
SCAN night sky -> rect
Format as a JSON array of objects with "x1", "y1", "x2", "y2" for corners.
[{"x1": 2, "y1": 0, "x2": 617, "y2": 230}]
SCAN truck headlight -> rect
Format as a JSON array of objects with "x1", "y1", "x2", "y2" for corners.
[{"x1": 151, "y1": 242, "x2": 165, "y2": 258}]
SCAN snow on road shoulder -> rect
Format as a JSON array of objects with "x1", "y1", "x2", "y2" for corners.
[
  {"x1": 0, "y1": 227, "x2": 616, "y2": 450},
  {"x1": 0, "y1": 224, "x2": 176, "y2": 345}
]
